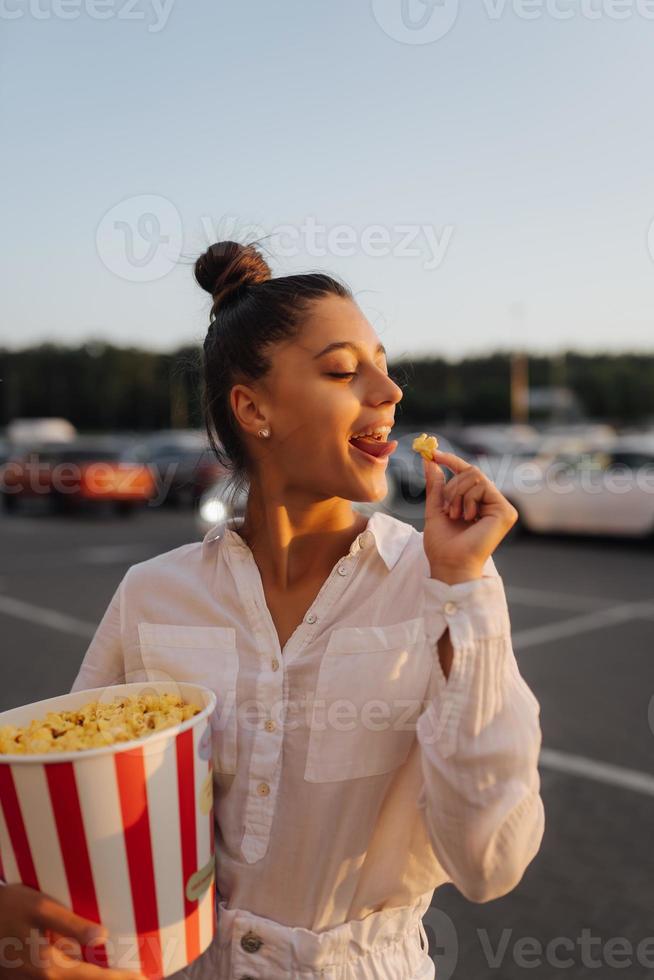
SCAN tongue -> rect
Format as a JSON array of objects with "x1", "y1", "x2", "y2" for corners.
[{"x1": 350, "y1": 437, "x2": 394, "y2": 458}]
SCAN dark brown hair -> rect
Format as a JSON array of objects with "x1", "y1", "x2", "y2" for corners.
[{"x1": 194, "y1": 240, "x2": 352, "y2": 504}]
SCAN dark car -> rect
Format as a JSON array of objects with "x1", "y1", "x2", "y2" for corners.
[
  {"x1": 1, "y1": 441, "x2": 156, "y2": 516},
  {"x1": 122, "y1": 431, "x2": 225, "y2": 507}
]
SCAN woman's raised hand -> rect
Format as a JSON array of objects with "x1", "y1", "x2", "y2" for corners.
[{"x1": 420, "y1": 445, "x2": 518, "y2": 584}]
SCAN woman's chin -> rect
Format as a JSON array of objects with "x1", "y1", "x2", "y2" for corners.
[{"x1": 346, "y1": 471, "x2": 390, "y2": 503}]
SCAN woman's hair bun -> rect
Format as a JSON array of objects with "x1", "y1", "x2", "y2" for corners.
[{"x1": 194, "y1": 241, "x2": 271, "y2": 310}]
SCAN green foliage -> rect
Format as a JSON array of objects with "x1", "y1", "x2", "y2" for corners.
[
  {"x1": 0, "y1": 342, "x2": 203, "y2": 432},
  {"x1": 0, "y1": 343, "x2": 652, "y2": 431}
]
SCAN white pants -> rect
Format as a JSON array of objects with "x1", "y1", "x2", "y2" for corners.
[{"x1": 174, "y1": 890, "x2": 436, "y2": 980}]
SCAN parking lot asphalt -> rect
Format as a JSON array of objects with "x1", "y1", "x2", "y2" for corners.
[{"x1": 1, "y1": 506, "x2": 652, "y2": 979}]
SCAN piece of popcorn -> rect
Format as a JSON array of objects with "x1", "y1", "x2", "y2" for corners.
[
  {"x1": 0, "y1": 693, "x2": 201, "y2": 755},
  {"x1": 412, "y1": 432, "x2": 439, "y2": 461}
]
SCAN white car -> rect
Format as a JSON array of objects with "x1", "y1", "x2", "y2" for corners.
[{"x1": 493, "y1": 440, "x2": 654, "y2": 540}]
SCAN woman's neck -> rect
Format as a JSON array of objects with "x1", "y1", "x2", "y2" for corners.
[{"x1": 237, "y1": 491, "x2": 369, "y2": 591}]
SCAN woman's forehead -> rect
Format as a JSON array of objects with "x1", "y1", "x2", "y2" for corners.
[{"x1": 285, "y1": 297, "x2": 383, "y2": 362}]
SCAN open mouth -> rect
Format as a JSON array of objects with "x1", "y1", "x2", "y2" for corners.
[{"x1": 348, "y1": 434, "x2": 398, "y2": 460}]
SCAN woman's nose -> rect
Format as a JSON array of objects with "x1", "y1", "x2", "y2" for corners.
[{"x1": 385, "y1": 373, "x2": 403, "y2": 405}]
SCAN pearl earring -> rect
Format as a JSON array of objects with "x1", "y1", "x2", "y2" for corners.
[{"x1": 258, "y1": 427, "x2": 270, "y2": 438}]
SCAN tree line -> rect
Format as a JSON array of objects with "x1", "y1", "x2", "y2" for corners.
[{"x1": 1, "y1": 342, "x2": 652, "y2": 432}]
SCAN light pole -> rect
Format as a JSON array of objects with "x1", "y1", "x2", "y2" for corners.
[{"x1": 509, "y1": 302, "x2": 529, "y2": 424}]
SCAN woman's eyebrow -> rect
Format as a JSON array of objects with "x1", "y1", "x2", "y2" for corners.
[{"x1": 313, "y1": 341, "x2": 387, "y2": 359}]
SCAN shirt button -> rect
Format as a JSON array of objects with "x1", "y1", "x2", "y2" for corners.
[
  {"x1": 306, "y1": 612, "x2": 317, "y2": 624},
  {"x1": 264, "y1": 719, "x2": 276, "y2": 732},
  {"x1": 271, "y1": 657, "x2": 280, "y2": 671},
  {"x1": 337, "y1": 564, "x2": 349, "y2": 576},
  {"x1": 360, "y1": 529, "x2": 374, "y2": 549},
  {"x1": 257, "y1": 781, "x2": 270, "y2": 796},
  {"x1": 240, "y1": 931, "x2": 263, "y2": 953},
  {"x1": 444, "y1": 601, "x2": 458, "y2": 615}
]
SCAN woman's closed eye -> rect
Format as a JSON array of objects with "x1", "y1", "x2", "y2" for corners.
[{"x1": 326, "y1": 367, "x2": 396, "y2": 381}]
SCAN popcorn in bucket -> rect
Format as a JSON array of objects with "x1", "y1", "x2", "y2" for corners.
[{"x1": 0, "y1": 681, "x2": 217, "y2": 979}]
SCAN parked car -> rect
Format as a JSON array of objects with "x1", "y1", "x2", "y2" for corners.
[
  {"x1": 448, "y1": 424, "x2": 542, "y2": 458},
  {"x1": 122, "y1": 430, "x2": 225, "y2": 507},
  {"x1": 6, "y1": 417, "x2": 77, "y2": 445},
  {"x1": 494, "y1": 439, "x2": 654, "y2": 540},
  {"x1": 1, "y1": 441, "x2": 156, "y2": 516}
]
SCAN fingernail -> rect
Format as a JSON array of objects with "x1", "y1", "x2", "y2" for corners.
[{"x1": 84, "y1": 926, "x2": 108, "y2": 943}]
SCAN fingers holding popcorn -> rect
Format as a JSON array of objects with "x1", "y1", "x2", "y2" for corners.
[
  {"x1": 441, "y1": 467, "x2": 485, "y2": 520},
  {"x1": 433, "y1": 451, "x2": 509, "y2": 511},
  {"x1": 462, "y1": 480, "x2": 487, "y2": 521},
  {"x1": 413, "y1": 431, "x2": 520, "y2": 574},
  {"x1": 413, "y1": 434, "x2": 516, "y2": 527}
]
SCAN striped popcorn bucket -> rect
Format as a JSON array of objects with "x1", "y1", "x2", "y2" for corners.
[{"x1": 0, "y1": 681, "x2": 217, "y2": 979}]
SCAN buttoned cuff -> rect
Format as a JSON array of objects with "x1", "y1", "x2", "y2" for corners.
[
  {"x1": 421, "y1": 572, "x2": 511, "y2": 648},
  {"x1": 417, "y1": 571, "x2": 512, "y2": 758}
]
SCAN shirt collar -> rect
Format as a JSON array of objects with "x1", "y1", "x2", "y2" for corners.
[{"x1": 201, "y1": 508, "x2": 412, "y2": 571}]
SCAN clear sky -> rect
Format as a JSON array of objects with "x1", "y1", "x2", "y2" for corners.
[{"x1": 2, "y1": 0, "x2": 653, "y2": 360}]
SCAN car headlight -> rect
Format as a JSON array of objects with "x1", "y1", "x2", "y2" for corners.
[{"x1": 199, "y1": 497, "x2": 227, "y2": 525}]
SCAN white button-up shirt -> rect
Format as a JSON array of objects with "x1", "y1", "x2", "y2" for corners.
[{"x1": 71, "y1": 510, "x2": 544, "y2": 931}]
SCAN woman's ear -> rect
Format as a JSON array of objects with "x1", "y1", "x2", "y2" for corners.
[{"x1": 230, "y1": 383, "x2": 270, "y2": 439}]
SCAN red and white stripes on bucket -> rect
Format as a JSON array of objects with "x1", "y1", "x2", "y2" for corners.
[{"x1": 0, "y1": 682, "x2": 217, "y2": 980}]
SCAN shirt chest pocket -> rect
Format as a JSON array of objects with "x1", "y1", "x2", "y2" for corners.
[
  {"x1": 137, "y1": 623, "x2": 239, "y2": 776},
  {"x1": 303, "y1": 617, "x2": 433, "y2": 783}
]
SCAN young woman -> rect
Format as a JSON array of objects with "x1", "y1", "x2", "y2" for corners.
[{"x1": 0, "y1": 241, "x2": 544, "y2": 980}]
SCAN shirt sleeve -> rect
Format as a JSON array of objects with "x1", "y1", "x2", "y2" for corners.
[
  {"x1": 69, "y1": 575, "x2": 129, "y2": 693},
  {"x1": 415, "y1": 555, "x2": 545, "y2": 903}
]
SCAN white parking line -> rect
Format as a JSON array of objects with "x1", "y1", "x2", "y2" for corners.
[
  {"x1": 513, "y1": 601, "x2": 654, "y2": 650},
  {"x1": 506, "y1": 585, "x2": 608, "y2": 612},
  {"x1": 2, "y1": 544, "x2": 154, "y2": 572},
  {"x1": 0, "y1": 595, "x2": 96, "y2": 639},
  {"x1": 75, "y1": 545, "x2": 151, "y2": 564},
  {"x1": 540, "y1": 747, "x2": 654, "y2": 797}
]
